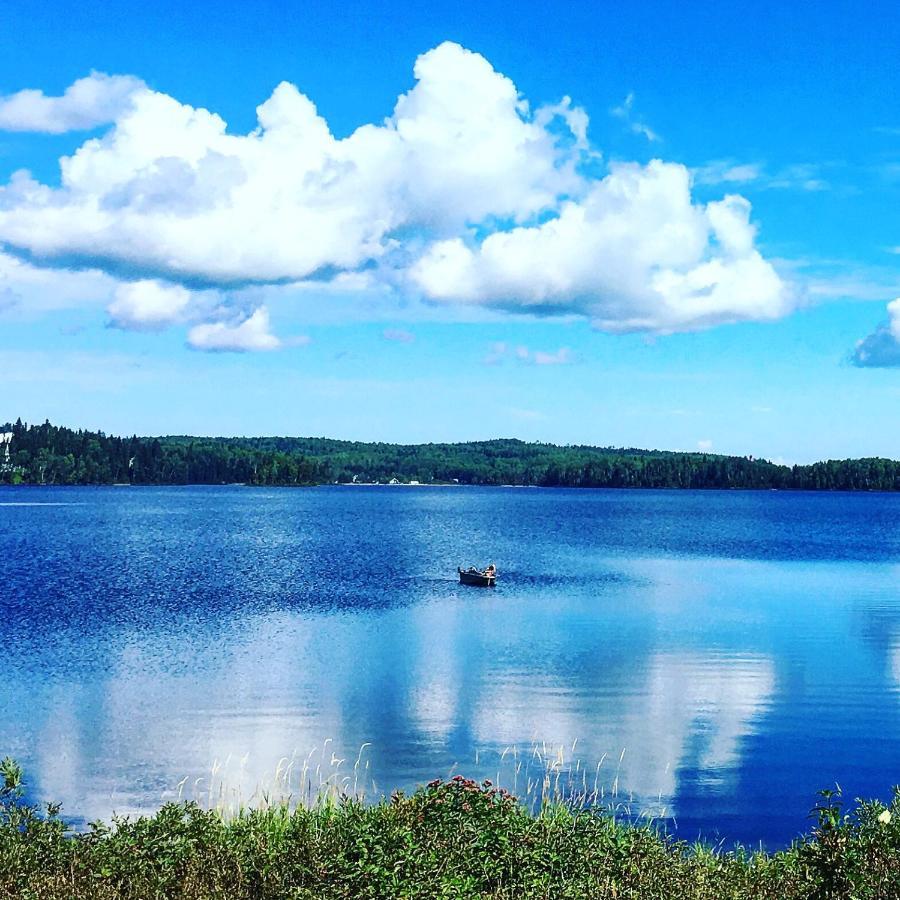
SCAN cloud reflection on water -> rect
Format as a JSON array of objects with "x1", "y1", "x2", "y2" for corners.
[
  {"x1": 4, "y1": 486, "x2": 900, "y2": 847},
  {"x1": 19, "y1": 592, "x2": 775, "y2": 826}
]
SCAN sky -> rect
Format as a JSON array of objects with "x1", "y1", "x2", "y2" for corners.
[{"x1": 1, "y1": 0, "x2": 899, "y2": 462}]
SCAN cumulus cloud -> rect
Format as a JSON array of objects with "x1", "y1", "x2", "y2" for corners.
[
  {"x1": 0, "y1": 42, "x2": 582, "y2": 285},
  {"x1": 0, "y1": 248, "x2": 115, "y2": 314},
  {"x1": 0, "y1": 248, "x2": 288, "y2": 351},
  {"x1": 0, "y1": 72, "x2": 145, "y2": 133},
  {"x1": 412, "y1": 163, "x2": 791, "y2": 333},
  {"x1": 0, "y1": 42, "x2": 792, "y2": 341},
  {"x1": 107, "y1": 279, "x2": 191, "y2": 331},
  {"x1": 187, "y1": 307, "x2": 281, "y2": 352},
  {"x1": 852, "y1": 298, "x2": 900, "y2": 367}
]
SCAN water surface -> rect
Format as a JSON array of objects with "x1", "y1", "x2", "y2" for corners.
[{"x1": 2, "y1": 485, "x2": 899, "y2": 847}]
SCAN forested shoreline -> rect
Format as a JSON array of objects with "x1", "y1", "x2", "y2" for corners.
[{"x1": 2, "y1": 418, "x2": 900, "y2": 490}]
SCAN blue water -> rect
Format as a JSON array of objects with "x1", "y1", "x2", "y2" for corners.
[{"x1": 2, "y1": 485, "x2": 899, "y2": 848}]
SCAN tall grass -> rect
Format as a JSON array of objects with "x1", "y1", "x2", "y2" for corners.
[
  {"x1": 178, "y1": 740, "x2": 376, "y2": 817},
  {"x1": 185, "y1": 739, "x2": 663, "y2": 825}
]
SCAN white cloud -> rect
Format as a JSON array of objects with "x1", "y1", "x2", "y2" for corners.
[
  {"x1": 483, "y1": 341, "x2": 507, "y2": 365},
  {"x1": 767, "y1": 164, "x2": 829, "y2": 192},
  {"x1": 187, "y1": 307, "x2": 281, "y2": 352},
  {"x1": 533, "y1": 347, "x2": 573, "y2": 365},
  {"x1": 411, "y1": 163, "x2": 791, "y2": 333},
  {"x1": 382, "y1": 328, "x2": 415, "y2": 343},
  {"x1": 0, "y1": 249, "x2": 290, "y2": 351},
  {"x1": 692, "y1": 159, "x2": 829, "y2": 192},
  {"x1": 107, "y1": 279, "x2": 191, "y2": 331},
  {"x1": 692, "y1": 160, "x2": 764, "y2": 186},
  {"x1": 697, "y1": 439, "x2": 713, "y2": 451},
  {"x1": 535, "y1": 96, "x2": 590, "y2": 150},
  {"x1": 390, "y1": 43, "x2": 581, "y2": 227},
  {"x1": 0, "y1": 72, "x2": 145, "y2": 133},
  {"x1": 0, "y1": 43, "x2": 583, "y2": 286},
  {"x1": 852, "y1": 298, "x2": 900, "y2": 367},
  {"x1": 0, "y1": 42, "x2": 793, "y2": 339},
  {"x1": 610, "y1": 92, "x2": 660, "y2": 142},
  {"x1": 481, "y1": 342, "x2": 574, "y2": 365},
  {"x1": 0, "y1": 249, "x2": 115, "y2": 316}
]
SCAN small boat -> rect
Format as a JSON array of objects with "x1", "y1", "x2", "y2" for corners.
[{"x1": 458, "y1": 564, "x2": 497, "y2": 587}]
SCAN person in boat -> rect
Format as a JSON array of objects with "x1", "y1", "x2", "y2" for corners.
[{"x1": 484, "y1": 563, "x2": 496, "y2": 577}]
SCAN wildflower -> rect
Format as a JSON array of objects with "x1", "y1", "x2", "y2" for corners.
[{"x1": 878, "y1": 809, "x2": 892, "y2": 825}]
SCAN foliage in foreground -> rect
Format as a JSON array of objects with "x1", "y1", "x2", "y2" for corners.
[{"x1": 2, "y1": 761, "x2": 900, "y2": 899}]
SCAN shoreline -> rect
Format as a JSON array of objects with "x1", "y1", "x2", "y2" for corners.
[{"x1": 2, "y1": 481, "x2": 900, "y2": 494}]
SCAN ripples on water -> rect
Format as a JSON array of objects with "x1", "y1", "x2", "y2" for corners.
[{"x1": 1, "y1": 485, "x2": 899, "y2": 847}]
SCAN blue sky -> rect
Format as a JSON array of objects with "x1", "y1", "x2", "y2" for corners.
[{"x1": 1, "y1": 0, "x2": 899, "y2": 461}]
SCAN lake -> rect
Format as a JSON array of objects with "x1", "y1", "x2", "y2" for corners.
[{"x1": 2, "y1": 485, "x2": 899, "y2": 848}]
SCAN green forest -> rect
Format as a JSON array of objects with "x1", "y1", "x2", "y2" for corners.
[{"x1": 2, "y1": 418, "x2": 900, "y2": 490}]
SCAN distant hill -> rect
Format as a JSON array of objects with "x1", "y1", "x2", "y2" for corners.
[{"x1": 2, "y1": 418, "x2": 900, "y2": 490}]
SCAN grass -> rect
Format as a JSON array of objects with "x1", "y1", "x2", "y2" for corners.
[
  {"x1": 3, "y1": 758, "x2": 900, "y2": 899},
  {"x1": 174, "y1": 740, "x2": 657, "y2": 825}
]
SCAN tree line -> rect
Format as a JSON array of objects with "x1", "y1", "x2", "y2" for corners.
[{"x1": 2, "y1": 418, "x2": 900, "y2": 491}]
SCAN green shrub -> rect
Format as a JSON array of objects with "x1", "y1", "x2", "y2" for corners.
[{"x1": 3, "y1": 765, "x2": 900, "y2": 899}]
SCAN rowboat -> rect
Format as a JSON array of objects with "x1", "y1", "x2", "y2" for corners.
[{"x1": 458, "y1": 565, "x2": 496, "y2": 587}]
